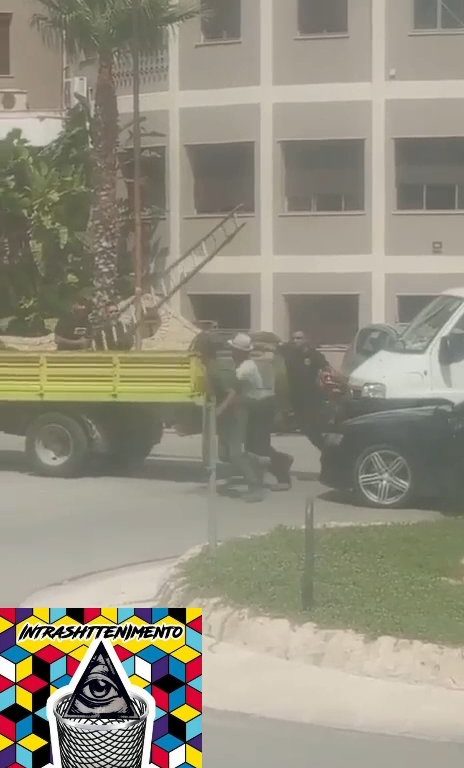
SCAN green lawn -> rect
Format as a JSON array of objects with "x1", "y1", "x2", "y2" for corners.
[{"x1": 181, "y1": 521, "x2": 464, "y2": 646}]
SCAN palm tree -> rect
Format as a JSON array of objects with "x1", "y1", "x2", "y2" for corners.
[{"x1": 32, "y1": 0, "x2": 197, "y2": 309}]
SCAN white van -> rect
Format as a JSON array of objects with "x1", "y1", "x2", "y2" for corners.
[{"x1": 350, "y1": 289, "x2": 464, "y2": 404}]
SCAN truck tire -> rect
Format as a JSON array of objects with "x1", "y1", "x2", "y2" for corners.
[{"x1": 25, "y1": 412, "x2": 89, "y2": 478}]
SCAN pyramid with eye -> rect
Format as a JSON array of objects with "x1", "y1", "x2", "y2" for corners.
[{"x1": 63, "y1": 642, "x2": 137, "y2": 720}]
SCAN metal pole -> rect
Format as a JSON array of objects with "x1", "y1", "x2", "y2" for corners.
[
  {"x1": 132, "y1": 0, "x2": 143, "y2": 351},
  {"x1": 302, "y1": 497, "x2": 315, "y2": 610},
  {"x1": 204, "y1": 397, "x2": 218, "y2": 553}
]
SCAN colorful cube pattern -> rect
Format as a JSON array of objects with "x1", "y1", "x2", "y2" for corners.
[{"x1": 0, "y1": 609, "x2": 202, "y2": 768}]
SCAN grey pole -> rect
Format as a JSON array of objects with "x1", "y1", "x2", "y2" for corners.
[
  {"x1": 204, "y1": 397, "x2": 218, "y2": 553},
  {"x1": 302, "y1": 497, "x2": 315, "y2": 610}
]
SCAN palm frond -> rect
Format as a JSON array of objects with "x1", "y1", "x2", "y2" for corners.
[{"x1": 33, "y1": 0, "x2": 199, "y2": 57}]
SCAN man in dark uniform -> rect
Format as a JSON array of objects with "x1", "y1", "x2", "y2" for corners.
[
  {"x1": 54, "y1": 297, "x2": 92, "y2": 350},
  {"x1": 280, "y1": 330, "x2": 330, "y2": 450}
]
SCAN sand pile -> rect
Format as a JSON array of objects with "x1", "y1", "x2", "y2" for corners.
[{"x1": 0, "y1": 297, "x2": 198, "y2": 353}]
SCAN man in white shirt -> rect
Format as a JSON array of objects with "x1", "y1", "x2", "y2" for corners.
[
  {"x1": 217, "y1": 333, "x2": 293, "y2": 499},
  {"x1": 215, "y1": 333, "x2": 265, "y2": 503},
  {"x1": 235, "y1": 337, "x2": 293, "y2": 491}
]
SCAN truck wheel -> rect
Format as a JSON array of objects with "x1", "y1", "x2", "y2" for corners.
[{"x1": 25, "y1": 413, "x2": 89, "y2": 478}]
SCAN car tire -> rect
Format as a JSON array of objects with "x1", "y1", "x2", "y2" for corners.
[
  {"x1": 353, "y1": 444, "x2": 415, "y2": 509},
  {"x1": 26, "y1": 412, "x2": 89, "y2": 478}
]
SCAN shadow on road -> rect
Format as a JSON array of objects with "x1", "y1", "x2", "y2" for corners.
[
  {"x1": 0, "y1": 449, "x2": 226, "y2": 484},
  {"x1": 318, "y1": 487, "x2": 461, "y2": 517},
  {"x1": 0, "y1": 450, "x2": 28, "y2": 473}
]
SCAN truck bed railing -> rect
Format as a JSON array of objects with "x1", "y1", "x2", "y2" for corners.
[{"x1": 0, "y1": 352, "x2": 205, "y2": 403}]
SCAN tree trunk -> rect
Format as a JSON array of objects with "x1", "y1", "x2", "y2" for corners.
[{"x1": 88, "y1": 52, "x2": 120, "y2": 311}]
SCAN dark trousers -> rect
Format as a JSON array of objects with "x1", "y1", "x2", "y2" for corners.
[
  {"x1": 296, "y1": 401, "x2": 329, "y2": 451},
  {"x1": 246, "y1": 398, "x2": 293, "y2": 484}
]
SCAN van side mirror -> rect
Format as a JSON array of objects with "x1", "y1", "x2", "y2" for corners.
[{"x1": 440, "y1": 333, "x2": 464, "y2": 365}]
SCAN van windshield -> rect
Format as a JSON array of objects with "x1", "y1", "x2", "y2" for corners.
[{"x1": 394, "y1": 295, "x2": 463, "y2": 353}]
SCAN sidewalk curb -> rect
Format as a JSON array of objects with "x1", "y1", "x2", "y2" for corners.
[{"x1": 22, "y1": 546, "x2": 464, "y2": 741}]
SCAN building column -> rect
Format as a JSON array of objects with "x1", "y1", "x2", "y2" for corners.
[
  {"x1": 371, "y1": 0, "x2": 387, "y2": 323},
  {"x1": 259, "y1": 0, "x2": 274, "y2": 331}
]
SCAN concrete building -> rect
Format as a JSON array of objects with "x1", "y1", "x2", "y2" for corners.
[
  {"x1": 5, "y1": 1, "x2": 464, "y2": 356},
  {"x1": 0, "y1": 0, "x2": 63, "y2": 144},
  {"x1": 110, "y1": 0, "x2": 464, "y2": 360}
]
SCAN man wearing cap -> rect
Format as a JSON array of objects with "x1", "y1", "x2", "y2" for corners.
[{"x1": 212, "y1": 333, "x2": 267, "y2": 503}]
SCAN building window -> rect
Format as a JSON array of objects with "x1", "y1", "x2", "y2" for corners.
[
  {"x1": 298, "y1": 0, "x2": 348, "y2": 35},
  {"x1": 0, "y1": 14, "x2": 12, "y2": 76},
  {"x1": 395, "y1": 138, "x2": 464, "y2": 211},
  {"x1": 286, "y1": 294, "x2": 359, "y2": 347},
  {"x1": 397, "y1": 295, "x2": 436, "y2": 324},
  {"x1": 120, "y1": 148, "x2": 166, "y2": 260},
  {"x1": 414, "y1": 0, "x2": 464, "y2": 30},
  {"x1": 188, "y1": 142, "x2": 255, "y2": 215},
  {"x1": 189, "y1": 294, "x2": 251, "y2": 330},
  {"x1": 120, "y1": 147, "x2": 167, "y2": 216},
  {"x1": 282, "y1": 140, "x2": 364, "y2": 213},
  {"x1": 201, "y1": 0, "x2": 241, "y2": 42}
]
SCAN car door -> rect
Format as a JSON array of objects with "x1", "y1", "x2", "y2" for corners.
[{"x1": 432, "y1": 312, "x2": 464, "y2": 399}]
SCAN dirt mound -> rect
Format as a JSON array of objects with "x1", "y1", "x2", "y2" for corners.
[{"x1": 0, "y1": 298, "x2": 199, "y2": 353}]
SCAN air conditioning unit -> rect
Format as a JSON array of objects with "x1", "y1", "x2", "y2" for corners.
[
  {"x1": 0, "y1": 89, "x2": 29, "y2": 112},
  {"x1": 64, "y1": 76, "x2": 88, "y2": 109}
]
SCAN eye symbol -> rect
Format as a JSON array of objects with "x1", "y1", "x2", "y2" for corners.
[{"x1": 82, "y1": 676, "x2": 118, "y2": 702}]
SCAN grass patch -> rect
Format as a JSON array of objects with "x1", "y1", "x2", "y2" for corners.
[{"x1": 181, "y1": 521, "x2": 464, "y2": 646}]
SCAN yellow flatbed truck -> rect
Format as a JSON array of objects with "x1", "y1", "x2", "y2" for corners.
[{"x1": 0, "y1": 351, "x2": 205, "y2": 477}]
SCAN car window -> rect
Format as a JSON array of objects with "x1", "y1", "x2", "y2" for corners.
[
  {"x1": 356, "y1": 328, "x2": 389, "y2": 357},
  {"x1": 450, "y1": 311, "x2": 464, "y2": 335},
  {"x1": 398, "y1": 295, "x2": 463, "y2": 353}
]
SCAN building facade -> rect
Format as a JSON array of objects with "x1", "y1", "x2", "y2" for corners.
[
  {"x1": 111, "y1": 0, "x2": 464, "y2": 357},
  {"x1": 0, "y1": 0, "x2": 63, "y2": 144},
  {"x1": 5, "y1": 0, "x2": 464, "y2": 354}
]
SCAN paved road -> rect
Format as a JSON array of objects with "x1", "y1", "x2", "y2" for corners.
[
  {"x1": 0, "y1": 432, "x2": 444, "y2": 604},
  {"x1": 206, "y1": 710, "x2": 464, "y2": 767}
]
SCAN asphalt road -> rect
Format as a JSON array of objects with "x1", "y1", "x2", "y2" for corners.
[
  {"x1": 0, "y1": 432, "x2": 445, "y2": 604},
  {"x1": 206, "y1": 710, "x2": 464, "y2": 767}
]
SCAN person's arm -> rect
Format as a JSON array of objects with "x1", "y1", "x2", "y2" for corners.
[
  {"x1": 310, "y1": 348, "x2": 330, "y2": 372},
  {"x1": 54, "y1": 335, "x2": 89, "y2": 350},
  {"x1": 54, "y1": 319, "x2": 90, "y2": 350},
  {"x1": 216, "y1": 388, "x2": 238, "y2": 418}
]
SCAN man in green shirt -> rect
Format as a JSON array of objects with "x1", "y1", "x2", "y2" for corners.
[{"x1": 195, "y1": 333, "x2": 264, "y2": 503}]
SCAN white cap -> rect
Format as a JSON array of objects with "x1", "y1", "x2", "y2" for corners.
[{"x1": 227, "y1": 333, "x2": 253, "y2": 352}]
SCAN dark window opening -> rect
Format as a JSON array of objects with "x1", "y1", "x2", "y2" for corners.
[
  {"x1": 189, "y1": 294, "x2": 251, "y2": 331},
  {"x1": 298, "y1": 0, "x2": 348, "y2": 35},
  {"x1": 120, "y1": 147, "x2": 167, "y2": 217},
  {"x1": 395, "y1": 138, "x2": 464, "y2": 211},
  {"x1": 285, "y1": 294, "x2": 359, "y2": 347},
  {"x1": 188, "y1": 142, "x2": 255, "y2": 215},
  {"x1": 283, "y1": 139, "x2": 365, "y2": 213},
  {"x1": 201, "y1": 0, "x2": 241, "y2": 41},
  {"x1": 0, "y1": 14, "x2": 12, "y2": 76}
]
